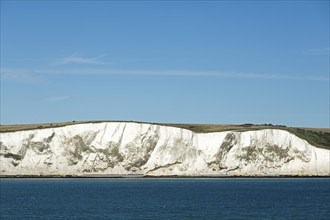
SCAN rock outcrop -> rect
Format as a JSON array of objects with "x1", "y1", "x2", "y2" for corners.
[{"x1": 0, "y1": 122, "x2": 329, "y2": 176}]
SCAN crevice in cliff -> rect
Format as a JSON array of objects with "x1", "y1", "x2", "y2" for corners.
[
  {"x1": 123, "y1": 131, "x2": 160, "y2": 171},
  {"x1": 208, "y1": 132, "x2": 238, "y2": 170},
  {"x1": 146, "y1": 161, "x2": 183, "y2": 174},
  {"x1": 225, "y1": 166, "x2": 240, "y2": 174}
]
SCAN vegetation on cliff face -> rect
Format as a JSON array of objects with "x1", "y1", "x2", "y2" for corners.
[
  {"x1": 167, "y1": 123, "x2": 330, "y2": 150},
  {"x1": 1, "y1": 121, "x2": 329, "y2": 150}
]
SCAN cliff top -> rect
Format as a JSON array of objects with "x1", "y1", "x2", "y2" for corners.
[{"x1": 0, "y1": 121, "x2": 329, "y2": 150}]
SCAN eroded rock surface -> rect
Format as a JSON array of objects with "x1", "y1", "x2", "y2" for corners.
[{"x1": 0, "y1": 122, "x2": 329, "y2": 176}]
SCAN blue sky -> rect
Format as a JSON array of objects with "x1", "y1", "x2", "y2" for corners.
[{"x1": 1, "y1": 1, "x2": 329, "y2": 128}]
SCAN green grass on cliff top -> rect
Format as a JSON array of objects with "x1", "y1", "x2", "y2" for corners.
[{"x1": 0, "y1": 121, "x2": 329, "y2": 150}]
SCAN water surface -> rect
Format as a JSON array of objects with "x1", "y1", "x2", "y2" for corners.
[{"x1": 1, "y1": 178, "x2": 329, "y2": 219}]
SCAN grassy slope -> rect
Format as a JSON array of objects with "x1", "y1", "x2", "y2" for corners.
[{"x1": 0, "y1": 121, "x2": 329, "y2": 150}]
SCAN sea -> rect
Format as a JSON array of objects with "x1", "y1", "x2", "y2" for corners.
[{"x1": 0, "y1": 178, "x2": 329, "y2": 219}]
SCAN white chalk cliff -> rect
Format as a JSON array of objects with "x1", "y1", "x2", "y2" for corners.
[{"x1": 0, "y1": 122, "x2": 329, "y2": 176}]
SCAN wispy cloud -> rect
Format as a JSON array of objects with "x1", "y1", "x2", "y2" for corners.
[
  {"x1": 53, "y1": 54, "x2": 110, "y2": 65},
  {"x1": 303, "y1": 47, "x2": 330, "y2": 55},
  {"x1": 34, "y1": 68, "x2": 330, "y2": 81},
  {"x1": 2, "y1": 67, "x2": 329, "y2": 82},
  {"x1": 46, "y1": 96, "x2": 70, "y2": 102},
  {"x1": 0, "y1": 68, "x2": 43, "y2": 83}
]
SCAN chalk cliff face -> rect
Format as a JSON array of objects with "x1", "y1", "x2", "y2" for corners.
[{"x1": 0, "y1": 122, "x2": 329, "y2": 176}]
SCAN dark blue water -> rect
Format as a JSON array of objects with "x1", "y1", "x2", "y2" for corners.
[{"x1": 1, "y1": 178, "x2": 329, "y2": 219}]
